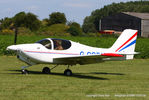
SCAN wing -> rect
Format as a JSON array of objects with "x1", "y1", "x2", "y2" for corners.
[
  {"x1": 53, "y1": 55, "x2": 104, "y2": 65},
  {"x1": 53, "y1": 53, "x2": 124, "y2": 65}
]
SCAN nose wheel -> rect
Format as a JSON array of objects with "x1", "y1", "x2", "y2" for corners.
[{"x1": 21, "y1": 69, "x2": 29, "y2": 74}]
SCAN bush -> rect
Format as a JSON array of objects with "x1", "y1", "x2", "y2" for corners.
[
  {"x1": 37, "y1": 24, "x2": 70, "y2": 36},
  {"x1": 17, "y1": 27, "x2": 32, "y2": 35},
  {"x1": 67, "y1": 26, "x2": 81, "y2": 36},
  {"x1": 67, "y1": 22, "x2": 82, "y2": 36},
  {"x1": 0, "y1": 29, "x2": 14, "y2": 35}
]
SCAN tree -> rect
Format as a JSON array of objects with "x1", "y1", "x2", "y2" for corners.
[
  {"x1": 67, "y1": 22, "x2": 82, "y2": 36},
  {"x1": 25, "y1": 12, "x2": 41, "y2": 31},
  {"x1": 13, "y1": 12, "x2": 41, "y2": 31},
  {"x1": 13, "y1": 12, "x2": 26, "y2": 27},
  {"x1": 82, "y1": 16, "x2": 97, "y2": 33},
  {"x1": 13, "y1": 12, "x2": 41, "y2": 44},
  {"x1": 0, "y1": 17, "x2": 13, "y2": 29},
  {"x1": 49, "y1": 12, "x2": 67, "y2": 25}
]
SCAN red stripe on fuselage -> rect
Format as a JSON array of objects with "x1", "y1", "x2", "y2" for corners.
[
  {"x1": 24, "y1": 50, "x2": 80, "y2": 55},
  {"x1": 101, "y1": 53, "x2": 124, "y2": 57}
]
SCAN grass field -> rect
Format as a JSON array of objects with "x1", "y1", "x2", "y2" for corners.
[{"x1": 0, "y1": 56, "x2": 149, "y2": 100}]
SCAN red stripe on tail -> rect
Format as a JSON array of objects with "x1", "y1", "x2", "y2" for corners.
[{"x1": 115, "y1": 32, "x2": 137, "y2": 52}]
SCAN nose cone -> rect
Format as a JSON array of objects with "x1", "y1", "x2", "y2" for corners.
[{"x1": 7, "y1": 45, "x2": 19, "y2": 51}]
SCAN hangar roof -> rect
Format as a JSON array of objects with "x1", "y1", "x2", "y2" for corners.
[{"x1": 123, "y1": 12, "x2": 149, "y2": 20}]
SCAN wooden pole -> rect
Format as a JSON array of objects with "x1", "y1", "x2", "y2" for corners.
[{"x1": 14, "y1": 27, "x2": 18, "y2": 45}]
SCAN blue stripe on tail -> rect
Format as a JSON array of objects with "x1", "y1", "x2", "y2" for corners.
[{"x1": 119, "y1": 40, "x2": 136, "y2": 52}]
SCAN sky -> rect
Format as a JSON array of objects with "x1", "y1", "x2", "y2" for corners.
[{"x1": 0, "y1": 0, "x2": 138, "y2": 25}]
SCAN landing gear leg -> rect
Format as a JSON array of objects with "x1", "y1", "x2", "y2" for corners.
[{"x1": 64, "y1": 65, "x2": 72, "y2": 76}]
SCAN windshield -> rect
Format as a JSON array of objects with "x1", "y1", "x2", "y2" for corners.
[{"x1": 36, "y1": 39, "x2": 51, "y2": 49}]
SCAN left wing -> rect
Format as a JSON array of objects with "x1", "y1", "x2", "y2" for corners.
[{"x1": 53, "y1": 53, "x2": 124, "y2": 65}]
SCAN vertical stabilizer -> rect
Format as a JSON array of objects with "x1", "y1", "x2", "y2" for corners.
[{"x1": 110, "y1": 29, "x2": 138, "y2": 59}]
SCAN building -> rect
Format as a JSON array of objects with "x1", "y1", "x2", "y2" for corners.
[{"x1": 100, "y1": 12, "x2": 149, "y2": 37}]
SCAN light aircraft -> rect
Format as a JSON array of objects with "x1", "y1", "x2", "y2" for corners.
[{"x1": 7, "y1": 29, "x2": 138, "y2": 76}]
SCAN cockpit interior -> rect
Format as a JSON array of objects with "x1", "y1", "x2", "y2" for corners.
[{"x1": 36, "y1": 38, "x2": 71, "y2": 50}]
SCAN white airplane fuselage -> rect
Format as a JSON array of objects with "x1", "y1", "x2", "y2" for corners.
[{"x1": 7, "y1": 41, "x2": 110, "y2": 65}]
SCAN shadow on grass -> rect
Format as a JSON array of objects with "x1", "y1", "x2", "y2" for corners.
[
  {"x1": 6, "y1": 70, "x2": 109, "y2": 80},
  {"x1": 90, "y1": 72, "x2": 125, "y2": 75}
]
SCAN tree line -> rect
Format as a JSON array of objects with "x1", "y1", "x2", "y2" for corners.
[
  {"x1": 1, "y1": 1, "x2": 149, "y2": 36},
  {"x1": 82, "y1": 1, "x2": 149, "y2": 33},
  {"x1": 0, "y1": 12, "x2": 82, "y2": 36}
]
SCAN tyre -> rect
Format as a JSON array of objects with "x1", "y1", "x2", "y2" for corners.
[
  {"x1": 64, "y1": 69, "x2": 72, "y2": 76},
  {"x1": 42, "y1": 67, "x2": 51, "y2": 74}
]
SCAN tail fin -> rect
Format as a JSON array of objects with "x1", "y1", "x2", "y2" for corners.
[{"x1": 110, "y1": 29, "x2": 138, "y2": 59}]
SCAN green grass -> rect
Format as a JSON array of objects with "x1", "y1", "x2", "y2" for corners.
[{"x1": 0, "y1": 56, "x2": 149, "y2": 100}]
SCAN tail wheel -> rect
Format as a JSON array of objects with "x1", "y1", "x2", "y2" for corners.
[
  {"x1": 42, "y1": 67, "x2": 51, "y2": 74},
  {"x1": 64, "y1": 69, "x2": 72, "y2": 76}
]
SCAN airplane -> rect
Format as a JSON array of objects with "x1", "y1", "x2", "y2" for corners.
[{"x1": 7, "y1": 29, "x2": 138, "y2": 76}]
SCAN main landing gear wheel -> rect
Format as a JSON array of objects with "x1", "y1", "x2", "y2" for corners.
[
  {"x1": 64, "y1": 69, "x2": 72, "y2": 76},
  {"x1": 42, "y1": 67, "x2": 51, "y2": 74},
  {"x1": 21, "y1": 69, "x2": 29, "y2": 74}
]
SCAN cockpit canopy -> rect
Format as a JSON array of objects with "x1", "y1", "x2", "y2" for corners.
[{"x1": 36, "y1": 38, "x2": 71, "y2": 50}]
